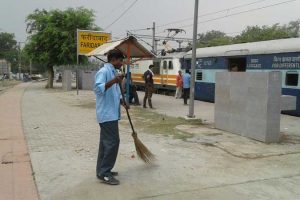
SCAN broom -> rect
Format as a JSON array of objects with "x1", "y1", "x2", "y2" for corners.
[{"x1": 119, "y1": 83, "x2": 155, "y2": 164}]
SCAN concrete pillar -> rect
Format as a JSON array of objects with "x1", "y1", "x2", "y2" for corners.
[{"x1": 62, "y1": 70, "x2": 72, "y2": 91}]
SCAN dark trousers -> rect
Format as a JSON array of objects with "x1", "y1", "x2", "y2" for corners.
[
  {"x1": 96, "y1": 120, "x2": 120, "y2": 177},
  {"x1": 183, "y1": 88, "x2": 190, "y2": 104},
  {"x1": 129, "y1": 85, "x2": 140, "y2": 105},
  {"x1": 143, "y1": 84, "x2": 153, "y2": 108}
]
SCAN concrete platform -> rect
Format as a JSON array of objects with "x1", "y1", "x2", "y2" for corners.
[{"x1": 19, "y1": 83, "x2": 300, "y2": 200}]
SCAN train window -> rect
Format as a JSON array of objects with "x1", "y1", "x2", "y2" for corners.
[
  {"x1": 168, "y1": 61, "x2": 173, "y2": 70},
  {"x1": 163, "y1": 61, "x2": 167, "y2": 69},
  {"x1": 228, "y1": 57, "x2": 246, "y2": 72},
  {"x1": 153, "y1": 60, "x2": 160, "y2": 75},
  {"x1": 196, "y1": 71, "x2": 203, "y2": 81},
  {"x1": 286, "y1": 72, "x2": 298, "y2": 86}
]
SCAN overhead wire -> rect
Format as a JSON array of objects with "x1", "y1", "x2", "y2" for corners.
[
  {"x1": 155, "y1": 0, "x2": 298, "y2": 34},
  {"x1": 104, "y1": 0, "x2": 139, "y2": 30},
  {"x1": 99, "y1": 0, "x2": 132, "y2": 21},
  {"x1": 177, "y1": 0, "x2": 298, "y2": 29},
  {"x1": 156, "y1": 0, "x2": 270, "y2": 28},
  {"x1": 130, "y1": 0, "x2": 270, "y2": 33}
]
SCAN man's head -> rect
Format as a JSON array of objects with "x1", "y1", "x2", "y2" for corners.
[
  {"x1": 178, "y1": 70, "x2": 182, "y2": 75},
  {"x1": 231, "y1": 64, "x2": 238, "y2": 72},
  {"x1": 149, "y1": 64, "x2": 154, "y2": 70},
  {"x1": 185, "y1": 69, "x2": 190, "y2": 74},
  {"x1": 107, "y1": 49, "x2": 125, "y2": 69}
]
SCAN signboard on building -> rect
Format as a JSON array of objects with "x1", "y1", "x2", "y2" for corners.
[{"x1": 77, "y1": 30, "x2": 111, "y2": 55}]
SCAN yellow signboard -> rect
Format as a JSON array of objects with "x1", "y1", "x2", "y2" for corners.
[{"x1": 77, "y1": 30, "x2": 111, "y2": 55}]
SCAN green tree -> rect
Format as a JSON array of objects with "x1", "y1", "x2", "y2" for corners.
[
  {"x1": 25, "y1": 7, "x2": 99, "y2": 88},
  {"x1": 197, "y1": 30, "x2": 232, "y2": 48},
  {"x1": 197, "y1": 19, "x2": 300, "y2": 48},
  {"x1": 0, "y1": 32, "x2": 19, "y2": 70},
  {"x1": 286, "y1": 19, "x2": 300, "y2": 37},
  {"x1": 234, "y1": 24, "x2": 291, "y2": 43}
]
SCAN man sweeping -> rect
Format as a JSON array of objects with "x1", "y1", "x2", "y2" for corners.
[{"x1": 94, "y1": 49, "x2": 127, "y2": 185}]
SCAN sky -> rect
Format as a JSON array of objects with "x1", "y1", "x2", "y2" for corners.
[{"x1": 0, "y1": 0, "x2": 299, "y2": 48}]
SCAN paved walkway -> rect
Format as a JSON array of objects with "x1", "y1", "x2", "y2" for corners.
[
  {"x1": 21, "y1": 82, "x2": 300, "y2": 200},
  {"x1": 0, "y1": 83, "x2": 38, "y2": 200}
]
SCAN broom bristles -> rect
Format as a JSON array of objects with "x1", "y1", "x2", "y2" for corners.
[{"x1": 132, "y1": 132, "x2": 155, "y2": 164}]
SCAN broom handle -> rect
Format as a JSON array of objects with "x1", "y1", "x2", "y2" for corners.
[{"x1": 119, "y1": 83, "x2": 136, "y2": 133}]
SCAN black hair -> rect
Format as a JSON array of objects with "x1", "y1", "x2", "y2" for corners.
[
  {"x1": 107, "y1": 49, "x2": 125, "y2": 62},
  {"x1": 185, "y1": 69, "x2": 190, "y2": 73},
  {"x1": 149, "y1": 64, "x2": 154, "y2": 69}
]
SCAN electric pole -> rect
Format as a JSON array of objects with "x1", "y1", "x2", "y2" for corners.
[
  {"x1": 152, "y1": 22, "x2": 156, "y2": 54},
  {"x1": 188, "y1": 0, "x2": 199, "y2": 118},
  {"x1": 29, "y1": 59, "x2": 32, "y2": 75},
  {"x1": 18, "y1": 42, "x2": 21, "y2": 80}
]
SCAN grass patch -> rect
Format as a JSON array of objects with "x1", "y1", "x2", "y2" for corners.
[
  {"x1": 0, "y1": 80, "x2": 21, "y2": 88},
  {"x1": 129, "y1": 107, "x2": 202, "y2": 141}
]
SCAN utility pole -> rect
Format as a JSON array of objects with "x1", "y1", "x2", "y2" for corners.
[
  {"x1": 29, "y1": 59, "x2": 32, "y2": 75},
  {"x1": 188, "y1": 0, "x2": 199, "y2": 118},
  {"x1": 18, "y1": 42, "x2": 21, "y2": 80},
  {"x1": 178, "y1": 40, "x2": 183, "y2": 48},
  {"x1": 152, "y1": 22, "x2": 156, "y2": 54}
]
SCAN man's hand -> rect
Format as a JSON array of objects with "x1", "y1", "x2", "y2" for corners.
[
  {"x1": 121, "y1": 101, "x2": 130, "y2": 110},
  {"x1": 114, "y1": 74, "x2": 124, "y2": 84},
  {"x1": 105, "y1": 74, "x2": 124, "y2": 91}
]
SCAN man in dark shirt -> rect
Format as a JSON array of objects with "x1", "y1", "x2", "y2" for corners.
[{"x1": 143, "y1": 65, "x2": 154, "y2": 108}]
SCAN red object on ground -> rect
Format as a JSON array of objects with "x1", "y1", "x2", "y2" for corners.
[{"x1": 0, "y1": 84, "x2": 39, "y2": 200}]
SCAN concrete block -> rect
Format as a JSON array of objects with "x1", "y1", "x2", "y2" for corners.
[
  {"x1": 230, "y1": 100, "x2": 246, "y2": 115},
  {"x1": 62, "y1": 70, "x2": 72, "y2": 91},
  {"x1": 281, "y1": 95, "x2": 297, "y2": 111},
  {"x1": 245, "y1": 117, "x2": 267, "y2": 141},
  {"x1": 215, "y1": 110, "x2": 231, "y2": 131},
  {"x1": 230, "y1": 73, "x2": 247, "y2": 88},
  {"x1": 246, "y1": 72, "x2": 268, "y2": 89},
  {"x1": 230, "y1": 85, "x2": 248, "y2": 102},
  {"x1": 229, "y1": 113, "x2": 246, "y2": 135},
  {"x1": 267, "y1": 86, "x2": 281, "y2": 105},
  {"x1": 216, "y1": 72, "x2": 231, "y2": 86},
  {"x1": 268, "y1": 71, "x2": 282, "y2": 89},
  {"x1": 246, "y1": 99, "x2": 267, "y2": 120},
  {"x1": 267, "y1": 102, "x2": 281, "y2": 121},
  {"x1": 80, "y1": 70, "x2": 97, "y2": 90},
  {"x1": 265, "y1": 119, "x2": 281, "y2": 143},
  {"x1": 215, "y1": 71, "x2": 284, "y2": 143}
]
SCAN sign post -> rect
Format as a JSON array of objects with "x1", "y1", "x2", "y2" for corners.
[
  {"x1": 76, "y1": 29, "x2": 79, "y2": 95},
  {"x1": 76, "y1": 29, "x2": 111, "y2": 95}
]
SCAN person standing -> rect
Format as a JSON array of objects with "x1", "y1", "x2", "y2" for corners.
[
  {"x1": 122, "y1": 72, "x2": 140, "y2": 105},
  {"x1": 94, "y1": 49, "x2": 127, "y2": 185},
  {"x1": 182, "y1": 69, "x2": 191, "y2": 105},
  {"x1": 175, "y1": 70, "x2": 183, "y2": 99},
  {"x1": 143, "y1": 65, "x2": 154, "y2": 108}
]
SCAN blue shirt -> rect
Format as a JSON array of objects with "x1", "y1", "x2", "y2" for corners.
[
  {"x1": 183, "y1": 73, "x2": 191, "y2": 89},
  {"x1": 94, "y1": 63, "x2": 121, "y2": 123}
]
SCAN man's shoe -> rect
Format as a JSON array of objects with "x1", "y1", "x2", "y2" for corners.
[
  {"x1": 143, "y1": 105, "x2": 147, "y2": 108},
  {"x1": 111, "y1": 171, "x2": 118, "y2": 176},
  {"x1": 98, "y1": 175, "x2": 120, "y2": 185}
]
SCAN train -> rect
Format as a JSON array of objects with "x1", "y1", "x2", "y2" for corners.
[{"x1": 130, "y1": 38, "x2": 300, "y2": 116}]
